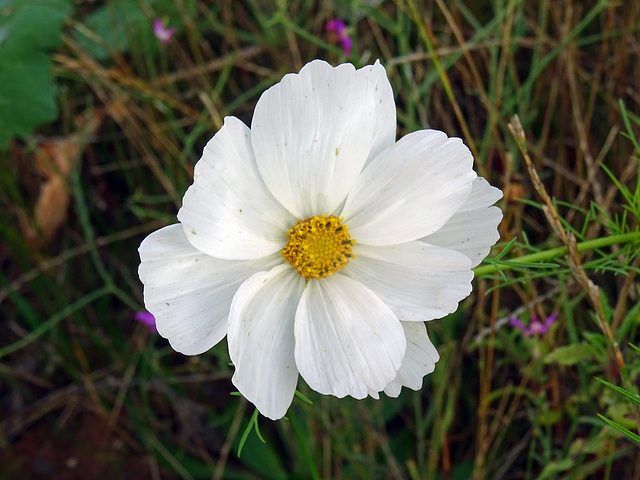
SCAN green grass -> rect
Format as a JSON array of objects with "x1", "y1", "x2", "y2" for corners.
[{"x1": 2, "y1": 0, "x2": 640, "y2": 478}]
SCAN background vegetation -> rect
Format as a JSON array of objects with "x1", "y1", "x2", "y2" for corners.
[{"x1": 1, "y1": 0, "x2": 640, "y2": 478}]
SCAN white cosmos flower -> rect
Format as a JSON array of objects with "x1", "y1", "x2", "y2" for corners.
[{"x1": 138, "y1": 60, "x2": 502, "y2": 420}]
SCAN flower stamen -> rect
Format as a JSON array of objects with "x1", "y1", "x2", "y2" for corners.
[{"x1": 281, "y1": 215, "x2": 356, "y2": 280}]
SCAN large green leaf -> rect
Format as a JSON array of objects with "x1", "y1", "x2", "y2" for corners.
[{"x1": 0, "y1": 0, "x2": 72, "y2": 148}]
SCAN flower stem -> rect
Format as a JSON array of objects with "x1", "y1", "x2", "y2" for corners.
[{"x1": 474, "y1": 231, "x2": 640, "y2": 277}]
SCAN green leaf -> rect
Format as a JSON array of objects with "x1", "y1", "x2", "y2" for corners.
[
  {"x1": 544, "y1": 343, "x2": 597, "y2": 366},
  {"x1": 595, "y1": 377, "x2": 640, "y2": 406},
  {"x1": 597, "y1": 413, "x2": 640, "y2": 444},
  {"x1": 0, "y1": 0, "x2": 72, "y2": 148},
  {"x1": 236, "y1": 410, "x2": 287, "y2": 480},
  {"x1": 237, "y1": 409, "x2": 265, "y2": 457},
  {"x1": 75, "y1": 0, "x2": 149, "y2": 59},
  {"x1": 537, "y1": 408, "x2": 563, "y2": 426},
  {"x1": 538, "y1": 458, "x2": 574, "y2": 479},
  {"x1": 294, "y1": 389, "x2": 314, "y2": 405}
]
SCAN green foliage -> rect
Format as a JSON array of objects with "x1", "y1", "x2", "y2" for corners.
[
  {"x1": 0, "y1": 0, "x2": 72, "y2": 148},
  {"x1": 544, "y1": 343, "x2": 598, "y2": 366},
  {"x1": 74, "y1": 0, "x2": 191, "y2": 60},
  {"x1": 596, "y1": 345, "x2": 640, "y2": 445},
  {"x1": 237, "y1": 409, "x2": 266, "y2": 457},
  {"x1": 597, "y1": 414, "x2": 640, "y2": 444}
]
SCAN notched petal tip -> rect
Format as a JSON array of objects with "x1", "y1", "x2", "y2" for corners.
[
  {"x1": 176, "y1": 116, "x2": 292, "y2": 260},
  {"x1": 346, "y1": 242, "x2": 474, "y2": 322},
  {"x1": 139, "y1": 225, "x2": 283, "y2": 357},
  {"x1": 383, "y1": 322, "x2": 439, "y2": 397},
  {"x1": 421, "y1": 176, "x2": 503, "y2": 268},
  {"x1": 343, "y1": 129, "x2": 477, "y2": 245},
  {"x1": 251, "y1": 58, "x2": 390, "y2": 219},
  {"x1": 228, "y1": 265, "x2": 304, "y2": 420},
  {"x1": 294, "y1": 275, "x2": 406, "y2": 399}
]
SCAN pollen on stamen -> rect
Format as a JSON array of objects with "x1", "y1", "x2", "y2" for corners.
[{"x1": 281, "y1": 215, "x2": 356, "y2": 280}]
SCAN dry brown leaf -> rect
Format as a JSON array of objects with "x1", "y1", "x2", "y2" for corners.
[{"x1": 23, "y1": 110, "x2": 104, "y2": 248}]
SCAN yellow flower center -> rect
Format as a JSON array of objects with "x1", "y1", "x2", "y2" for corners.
[{"x1": 281, "y1": 215, "x2": 356, "y2": 280}]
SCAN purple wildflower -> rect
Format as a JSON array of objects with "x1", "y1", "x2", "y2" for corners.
[
  {"x1": 510, "y1": 313, "x2": 557, "y2": 337},
  {"x1": 134, "y1": 311, "x2": 157, "y2": 333},
  {"x1": 326, "y1": 18, "x2": 353, "y2": 56},
  {"x1": 153, "y1": 18, "x2": 176, "y2": 44}
]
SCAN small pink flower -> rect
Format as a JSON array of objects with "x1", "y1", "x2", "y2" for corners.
[
  {"x1": 134, "y1": 311, "x2": 157, "y2": 333},
  {"x1": 153, "y1": 18, "x2": 176, "y2": 44},
  {"x1": 510, "y1": 313, "x2": 557, "y2": 337},
  {"x1": 326, "y1": 18, "x2": 353, "y2": 56}
]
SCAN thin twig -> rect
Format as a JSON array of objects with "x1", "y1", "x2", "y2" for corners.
[{"x1": 508, "y1": 115, "x2": 624, "y2": 369}]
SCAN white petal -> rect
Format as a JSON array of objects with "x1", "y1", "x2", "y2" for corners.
[
  {"x1": 344, "y1": 242, "x2": 473, "y2": 321},
  {"x1": 138, "y1": 224, "x2": 282, "y2": 355},
  {"x1": 228, "y1": 264, "x2": 305, "y2": 420},
  {"x1": 251, "y1": 60, "x2": 386, "y2": 219},
  {"x1": 177, "y1": 116, "x2": 294, "y2": 260},
  {"x1": 422, "y1": 177, "x2": 503, "y2": 268},
  {"x1": 384, "y1": 321, "x2": 439, "y2": 397},
  {"x1": 294, "y1": 274, "x2": 406, "y2": 398},
  {"x1": 341, "y1": 130, "x2": 477, "y2": 246},
  {"x1": 357, "y1": 61, "x2": 397, "y2": 161}
]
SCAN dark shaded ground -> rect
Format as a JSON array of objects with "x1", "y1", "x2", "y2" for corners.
[{"x1": 2, "y1": 413, "x2": 178, "y2": 480}]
